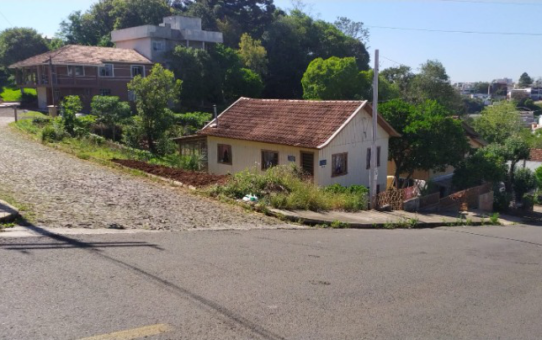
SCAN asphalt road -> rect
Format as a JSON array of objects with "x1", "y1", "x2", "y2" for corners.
[{"x1": 2, "y1": 225, "x2": 542, "y2": 339}]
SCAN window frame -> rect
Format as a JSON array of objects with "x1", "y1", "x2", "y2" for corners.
[
  {"x1": 99, "y1": 89, "x2": 111, "y2": 96},
  {"x1": 217, "y1": 144, "x2": 232, "y2": 165},
  {"x1": 98, "y1": 64, "x2": 114, "y2": 77},
  {"x1": 131, "y1": 65, "x2": 145, "y2": 78},
  {"x1": 332, "y1": 152, "x2": 348, "y2": 177},
  {"x1": 377, "y1": 146, "x2": 381, "y2": 167},
  {"x1": 153, "y1": 41, "x2": 164, "y2": 51},
  {"x1": 366, "y1": 147, "x2": 371, "y2": 170},
  {"x1": 261, "y1": 150, "x2": 279, "y2": 170}
]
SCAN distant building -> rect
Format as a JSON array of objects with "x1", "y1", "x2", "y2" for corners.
[
  {"x1": 9, "y1": 45, "x2": 152, "y2": 112},
  {"x1": 111, "y1": 16, "x2": 223, "y2": 64}
]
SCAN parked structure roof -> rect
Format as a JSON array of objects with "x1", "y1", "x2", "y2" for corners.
[
  {"x1": 9, "y1": 45, "x2": 152, "y2": 68},
  {"x1": 198, "y1": 97, "x2": 400, "y2": 149}
]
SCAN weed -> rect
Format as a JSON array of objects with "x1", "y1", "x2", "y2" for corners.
[
  {"x1": 330, "y1": 220, "x2": 349, "y2": 229},
  {"x1": 489, "y1": 213, "x2": 500, "y2": 225}
]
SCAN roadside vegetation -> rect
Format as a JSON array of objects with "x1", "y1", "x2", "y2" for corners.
[
  {"x1": 0, "y1": 87, "x2": 36, "y2": 102},
  {"x1": 206, "y1": 164, "x2": 369, "y2": 212}
]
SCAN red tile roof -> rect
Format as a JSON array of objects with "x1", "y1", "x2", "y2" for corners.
[
  {"x1": 530, "y1": 149, "x2": 542, "y2": 162},
  {"x1": 9, "y1": 45, "x2": 152, "y2": 68},
  {"x1": 199, "y1": 97, "x2": 400, "y2": 149}
]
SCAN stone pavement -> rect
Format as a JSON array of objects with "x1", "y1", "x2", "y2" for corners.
[{"x1": 269, "y1": 208, "x2": 523, "y2": 227}]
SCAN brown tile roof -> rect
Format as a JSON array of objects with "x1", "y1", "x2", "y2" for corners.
[
  {"x1": 530, "y1": 149, "x2": 542, "y2": 162},
  {"x1": 9, "y1": 45, "x2": 152, "y2": 68},
  {"x1": 199, "y1": 97, "x2": 400, "y2": 149}
]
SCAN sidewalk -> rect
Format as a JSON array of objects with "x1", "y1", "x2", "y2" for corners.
[
  {"x1": 0, "y1": 199, "x2": 19, "y2": 223},
  {"x1": 269, "y1": 208, "x2": 522, "y2": 228}
]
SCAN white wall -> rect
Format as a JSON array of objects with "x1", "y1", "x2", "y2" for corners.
[
  {"x1": 317, "y1": 108, "x2": 389, "y2": 189},
  {"x1": 208, "y1": 136, "x2": 317, "y2": 176},
  {"x1": 115, "y1": 38, "x2": 154, "y2": 62},
  {"x1": 207, "y1": 106, "x2": 391, "y2": 190},
  {"x1": 37, "y1": 87, "x2": 47, "y2": 110}
]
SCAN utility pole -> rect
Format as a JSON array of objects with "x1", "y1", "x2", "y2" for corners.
[
  {"x1": 49, "y1": 56, "x2": 56, "y2": 107},
  {"x1": 370, "y1": 49, "x2": 379, "y2": 210}
]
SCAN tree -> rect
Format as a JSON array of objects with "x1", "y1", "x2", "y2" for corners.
[
  {"x1": 90, "y1": 96, "x2": 132, "y2": 140},
  {"x1": 61, "y1": 95, "x2": 83, "y2": 136},
  {"x1": 0, "y1": 28, "x2": 49, "y2": 69},
  {"x1": 453, "y1": 147, "x2": 507, "y2": 190},
  {"x1": 333, "y1": 17, "x2": 369, "y2": 44},
  {"x1": 128, "y1": 64, "x2": 182, "y2": 154},
  {"x1": 501, "y1": 136, "x2": 530, "y2": 191},
  {"x1": 59, "y1": 0, "x2": 172, "y2": 46},
  {"x1": 472, "y1": 82, "x2": 490, "y2": 94},
  {"x1": 472, "y1": 101, "x2": 522, "y2": 144},
  {"x1": 408, "y1": 60, "x2": 462, "y2": 112},
  {"x1": 518, "y1": 72, "x2": 533, "y2": 88},
  {"x1": 301, "y1": 57, "x2": 368, "y2": 100},
  {"x1": 180, "y1": 0, "x2": 278, "y2": 46},
  {"x1": 380, "y1": 99, "x2": 470, "y2": 184},
  {"x1": 238, "y1": 33, "x2": 268, "y2": 76},
  {"x1": 380, "y1": 65, "x2": 414, "y2": 99},
  {"x1": 513, "y1": 168, "x2": 536, "y2": 201},
  {"x1": 262, "y1": 10, "x2": 370, "y2": 98}
]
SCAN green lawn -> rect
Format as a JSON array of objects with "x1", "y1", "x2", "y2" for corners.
[{"x1": 0, "y1": 87, "x2": 37, "y2": 102}]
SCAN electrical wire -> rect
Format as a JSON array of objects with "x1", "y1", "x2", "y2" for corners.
[
  {"x1": 437, "y1": 0, "x2": 542, "y2": 5},
  {"x1": 0, "y1": 10, "x2": 13, "y2": 27},
  {"x1": 366, "y1": 25, "x2": 542, "y2": 36}
]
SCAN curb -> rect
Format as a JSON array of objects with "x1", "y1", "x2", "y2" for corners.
[
  {"x1": 0, "y1": 199, "x2": 20, "y2": 223},
  {"x1": 268, "y1": 210, "x2": 487, "y2": 229}
]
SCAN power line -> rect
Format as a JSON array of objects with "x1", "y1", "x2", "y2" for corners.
[
  {"x1": 367, "y1": 25, "x2": 542, "y2": 36},
  {"x1": 0, "y1": 10, "x2": 13, "y2": 27},
  {"x1": 437, "y1": 0, "x2": 542, "y2": 5}
]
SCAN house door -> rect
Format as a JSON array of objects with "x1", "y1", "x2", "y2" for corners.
[{"x1": 300, "y1": 152, "x2": 314, "y2": 177}]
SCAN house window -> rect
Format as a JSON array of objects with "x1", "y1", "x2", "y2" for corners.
[
  {"x1": 98, "y1": 64, "x2": 114, "y2": 77},
  {"x1": 153, "y1": 41, "x2": 164, "y2": 51},
  {"x1": 128, "y1": 90, "x2": 136, "y2": 102},
  {"x1": 217, "y1": 144, "x2": 232, "y2": 165},
  {"x1": 377, "y1": 146, "x2": 381, "y2": 167},
  {"x1": 366, "y1": 147, "x2": 371, "y2": 169},
  {"x1": 99, "y1": 89, "x2": 111, "y2": 96},
  {"x1": 261, "y1": 150, "x2": 279, "y2": 170},
  {"x1": 68, "y1": 66, "x2": 85, "y2": 76},
  {"x1": 131, "y1": 65, "x2": 144, "y2": 78},
  {"x1": 332, "y1": 153, "x2": 348, "y2": 177}
]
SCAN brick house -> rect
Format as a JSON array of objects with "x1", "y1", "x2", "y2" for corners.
[
  {"x1": 9, "y1": 45, "x2": 153, "y2": 112},
  {"x1": 175, "y1": 97, "x2": 400, "y2": 189}
]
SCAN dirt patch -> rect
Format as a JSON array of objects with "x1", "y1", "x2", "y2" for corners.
[{"x1": 112, "y1": 159, "x2": 228, "y2": 187}]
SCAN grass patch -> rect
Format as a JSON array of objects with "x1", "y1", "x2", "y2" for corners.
[
  {"x1": 205, "y1": 165, "x2": 368, "y2": 212},
  {"x1": 0, "y1": 187, "x2": 35, "y2": 222},
  {"x1": 0, "y1": 87, "x2": 36, "y2": 102}
]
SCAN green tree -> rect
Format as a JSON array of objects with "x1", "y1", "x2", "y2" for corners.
[
  {"x1": 128, "y1": 64, "x2": 182, "y2": 154},
  {"x1": 535, "y1": 166, "x2": 542, "y2": 188},
  {"x1": 301, "y1": 57, "x2": 368, "y2": 100},
  {"x1": 380, "y1": 99, "x2": 470, "y2": 184},
  {"x1": 333, "y1": 17, "x2": 369, "y2": 44},
  {"x1": 238, "y1": 33, "x2": 268, "y2": 76},
  {"x1": 513, "y1": 168, "x2": 536, "y2": 201},
  {"x1": 262, "y1": 10, "x2": 369, "y2": 99},
  {"x1": 90, "y1": 95, "x2": 132, "y2": 140},
  {"x1": 59, "y1": 0, "x2": 172, "y2": 46},
  {"x1": 175, "y1": 111, "x2": 212, "y2": 134},
  {"x1": 453, "y1": 147, "x2": 507, "y2": 190},
  {"x1": 473, "y1": 101, "x2": 522, "y2": 144},
  {"x1": 380, "y1": 65, "x2": 414, "y2": 99},
  {"x1": 518, "y1": 72, "x2": 533, "y2": 88},
  {"x1": 472, "y1": 82, "x2": 490, "y2": 94},
  {"x1": 0, "y1": 28, "x2": 49, "y2": 69},
  {"x1": 180, "y1": 0, "x2": 278, "y2": 46},
  {"x1": 61, "y1": 95, "x2": 83, "y2": 136},
  {"x1": 409, "y1": 60, "x2": 462, "y2": 112},
  {"x1": 501, "y1": 136, "x2": 531, "y2": 190}
]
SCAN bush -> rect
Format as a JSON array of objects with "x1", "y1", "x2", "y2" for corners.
[
  {"x1": 493, "y1": 187, "x2": 511, "y2": 212},
  {"x1": 175, "y1": 111, "x2": 212, "y2": 134},
  {"x1": 41, "y1": 121, "x2": 67, "y2": 143},
  {"x1": 73, "y1": 115, "x2": 97, "y2": 137},
  {"x1": 21, "y1": 89, "x2": 37, "y2": 104},
  {"x1": 207, "y1": 165, "x2": 368, "y2": 212},
  {"x1": 513, "y1": 168, "x2": 536, "y2": 201},
  {"x1": 32, "y1": 116, "x2": 51, "y2": 126}
]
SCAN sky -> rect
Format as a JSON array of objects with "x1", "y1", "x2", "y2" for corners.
[{"x1": 1, "y1": 0, "x2": 541, "y2": 83}]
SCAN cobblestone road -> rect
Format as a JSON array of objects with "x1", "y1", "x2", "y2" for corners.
[{"x1": 0, "y1": 109, "x2": 283, "y2": 230}]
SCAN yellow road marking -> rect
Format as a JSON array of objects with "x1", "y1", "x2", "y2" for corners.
[{"x1": 79, "y1": 323, "x2": 174, "y2": 340}]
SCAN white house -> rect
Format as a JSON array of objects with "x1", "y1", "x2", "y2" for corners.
[{"x1": 176, "y1": 97, "x2": 400, "y2": 190}]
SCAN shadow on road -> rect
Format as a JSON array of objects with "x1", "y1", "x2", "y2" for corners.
[{"x1": 1, "y1": 219, "x2": 285, "y2": 340}]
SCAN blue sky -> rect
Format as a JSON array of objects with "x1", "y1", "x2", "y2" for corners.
[{"x1": 1, "y1": 0, "x2": 541, "y2": 83}]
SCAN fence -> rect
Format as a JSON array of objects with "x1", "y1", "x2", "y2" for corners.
[{"x1": 438, "y1": 183, "x2": 492, "y2": 211}]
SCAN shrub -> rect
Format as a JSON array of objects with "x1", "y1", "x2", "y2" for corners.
[
  {"x1": 513, "y1": 168, "x2": 536, "y2": 201},
  {"x1": 175, "y1": 111, "x2": 212, "y2": 134},
  {"x1": 493, "y1": 187, "x2": 511, "y2": 212},
  {"x1": 41, "y1": 121, "x2": 67, "y2": 143},
  {"x1": 73, "y1": 115, "x2": 97, "y2": 137},
  {"x1": 207, "y1": 165, "x2": 368, "y2": 212},
  {"x1": 21, "y1": 89, "x2": 37, "y2": 104},
  {"x1": 61, "y1": 95, "x2": 82, "y2": 136},
  {"x1": 32, "y1": 116, "x2": 51, "y2": 126}
]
